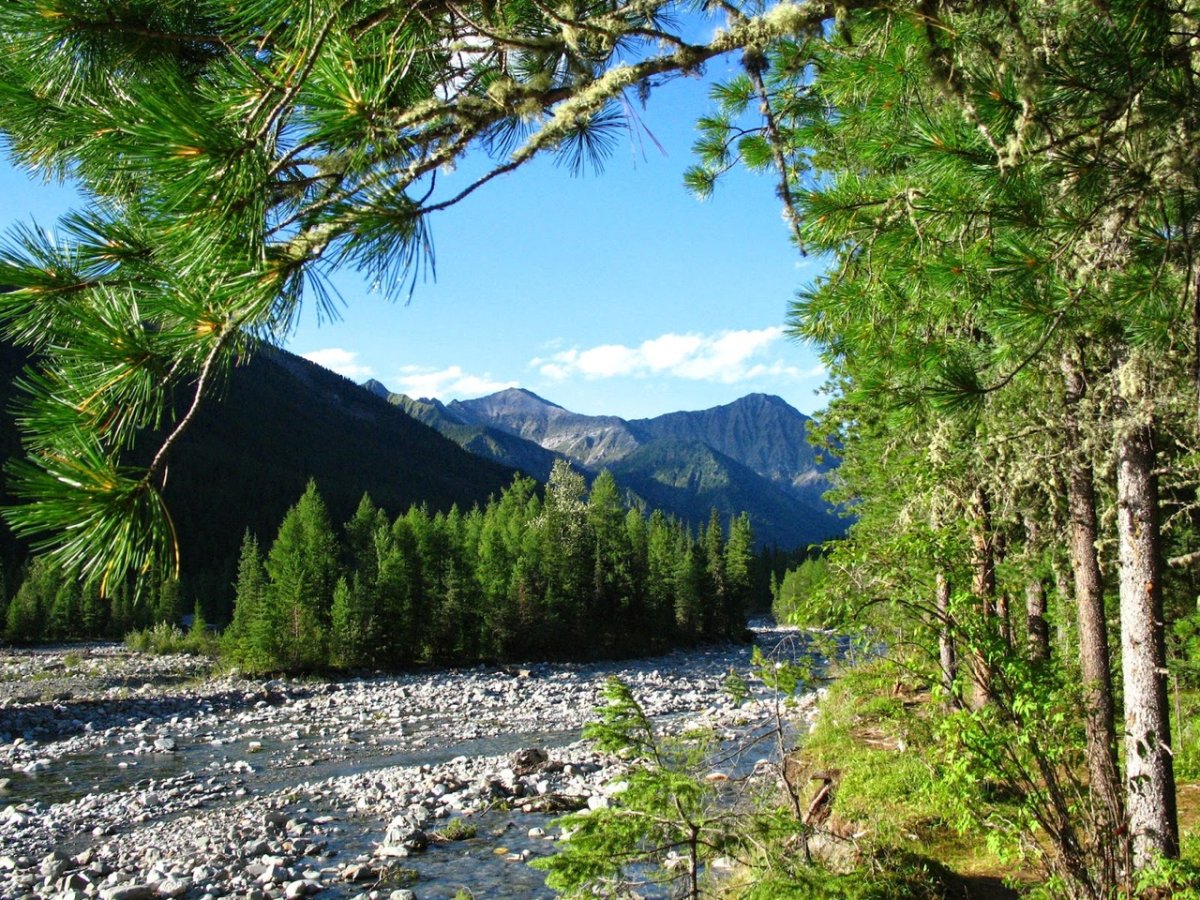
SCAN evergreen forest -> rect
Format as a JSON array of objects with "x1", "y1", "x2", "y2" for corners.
[
  {"x1": 223, "y1": 465, "x2": 755, "y2": 672},
  {"x1": 2, "y1": 464, "x2": 760, "y2": 671}
]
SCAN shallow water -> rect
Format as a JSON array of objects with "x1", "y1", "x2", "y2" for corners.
[
  {"x1": 5, "y1": 626, "x2": 820, "y2": 898},
  {"x1": 9, "y1": 722, "x2": 581, "y2": 808}
]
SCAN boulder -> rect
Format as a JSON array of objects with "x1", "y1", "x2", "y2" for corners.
[
  {"x1": 511, "y1": 748, "x2": 548, "y2": 775},
  {"x1": 155, "y1": 876, "x2": 189, "y2": 898},
  {"x1": 340, "y1": 863, "x2": 375, "y2": 883},
  {"x1": 101, "y1": 885, "x2": 158, "y2": 900}
]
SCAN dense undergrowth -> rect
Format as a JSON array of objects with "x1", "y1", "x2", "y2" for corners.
[
  {"x1": 742, "y1": 657, "x2": 1200, "y2": 898},
  {"x1": 537, "y1": 646, "x2": 1200, "y2": 898},
  {"x1": 536, "y1": 654, "x2": 1013, "y2": 898}
]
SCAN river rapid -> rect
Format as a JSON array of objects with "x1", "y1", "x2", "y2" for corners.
[{"x1": 0, "y1": 625, "x2": 821, "y2": 900}]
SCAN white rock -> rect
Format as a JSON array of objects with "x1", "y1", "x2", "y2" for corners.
[{"x1": 156, "y1": 876, "x2": 189, "y2": 898}]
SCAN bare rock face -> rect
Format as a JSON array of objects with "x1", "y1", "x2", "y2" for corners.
[{"x1": 451, "y1": 388, "x2": 642, "y2": 468}]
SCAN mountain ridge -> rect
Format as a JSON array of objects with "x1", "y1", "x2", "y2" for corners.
[
  {"x1": 373, "y1": 382, "x2": 844, "y2": 548},
  {"x1": 0, "y1": 342, "x2": 520, "y2": 618}
]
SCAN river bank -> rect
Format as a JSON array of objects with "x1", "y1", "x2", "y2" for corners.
[{"x1": 0, "y1": 625, "x2": 821, "y2": 899}]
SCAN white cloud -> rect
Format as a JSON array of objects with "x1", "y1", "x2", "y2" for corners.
[
  {"x1": 391, "y1": 365, "x2": 518, "y2": 400},
  {"x1": 534, "y1": 327, "x2": 822, "y2": 385},
  {"x1": 301, "y1": 348, "x2": 375, "y2": 381}
]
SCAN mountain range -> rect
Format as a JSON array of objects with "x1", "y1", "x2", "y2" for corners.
[{"x1": 370, "y1": 384, "x2": 844, "y2": 549}]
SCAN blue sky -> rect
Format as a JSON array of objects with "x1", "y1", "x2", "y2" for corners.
[{"x1": 0, "y1": 63, "x2": 829, "y2": 420}]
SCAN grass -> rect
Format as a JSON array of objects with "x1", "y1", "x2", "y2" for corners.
[
  {"x1": 760, "y1": 658, "x2": 1035, "y2": 897},
  {"x1": 798, "y1": 663, "x2": 950, "y2": 840},
  {"x1": 761, "y1": 665, "x2": 1200, "y2": 897},
  {"x1": 435, "y1": 818, "x2": 478, "y2": 841}
]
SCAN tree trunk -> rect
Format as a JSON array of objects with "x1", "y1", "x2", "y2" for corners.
[
  {"x1": 997, "y1": 592, "x2": 1013, "y2": 649},
  {"x1": 1061, "y1": 352, "x2": 1125, "y2": 848},
  {"x1": 1116, "y1": 418, "x2": 1179, "y2": 867},
  {"x1": 1193, "y1": 263, "x2": 1200, "y2": 436},
  {"x1": 969, "y1": 485, "x2": 996, "y2": 709},
  {"x1": 1025, "y1": 579, "x2": 1049, "y2": 664},
  {"x1": 1052, "y1": 558, "x2": 1073, "y2": 659},
  {"x1": 936, "y1": 570, "x2": 958, "y2": 707},
  {"x1": 1024, "y1": 516, "x2": 1050, "y2": 664}
]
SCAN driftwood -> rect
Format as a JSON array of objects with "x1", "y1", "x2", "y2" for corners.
[
  {"x1": 782, "y1": 752, "x2": 842, "y2": 826},
  {"x1": 804, "y1": 777, "x2": 835, "y2": 826}
]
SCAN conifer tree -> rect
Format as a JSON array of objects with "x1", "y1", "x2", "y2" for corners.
[
  {"x1": 724, "y1": 513, "x2": 753, "y2": 634},
  {"x1": 331, "y1": 575, "x2": 373, "y2": 669},
  {"x1": 687, "y1": 0, "x2": 1200, "y2": 886},
  {"x1": 588, "y1": 470, "x2": 629, "y2": 643},
  {"x1": 674, "y1": 538, "x2": 704, "y2": 643},
  {"x1": 702, "y1": 509, "x2": 726, "y2": 638},
  {"x1": 344, "y1": 494, "x2": 387, "y2": 584},
  {"x1": 623, "y1": 508, "x2": 649, "y2": 634},
  {"x1": 646, "y1": 510, "x2": 678, "y2": 643},
  {"x1": 7, "y1": 557, "x2": 57, "y2": 643},
  {"x1": 379, "y1": 514, "x2": 423, "y2": 666},
  {"x1": 0, "y1": 0, "x2": 836, "y2": 595},
  {"x1": 225, "y1": 530, "x2": 271, "y2": 672},
  {"x1": 264, "y1": 481, "x2": 340, "y2": 671},
  {"x1": 48, "y1": 578, "x2": 80, "y2": 641}
]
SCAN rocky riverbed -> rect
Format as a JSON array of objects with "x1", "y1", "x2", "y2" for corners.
[{"x1": 0, "y1": 626, "x2": 823, "y2": 899}]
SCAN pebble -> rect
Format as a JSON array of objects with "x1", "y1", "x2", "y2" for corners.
[{"x1": 0, "y1": 625, "x2": 825, "y2": 898}]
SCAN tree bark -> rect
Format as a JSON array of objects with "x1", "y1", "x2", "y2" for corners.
[
  {"x1": 969, "y1": 485, "x2": 996, "y2": 709},
  {"x1": 1024, "y1": 516, "x2": 1050, "y2": 664},
  {"x1": 1061, "y1": 352, "x2": 1125, "y2": 847},
  {"x1": 1025, "y1": 579, "x2": 1050, "y2": 664},
  {"x1": 996, "y1": 592, "x2": 1013, "y2": 650},
  {"x1": 936, "y1": 570, "x2": 959, "y2": 707},
  {"x1": 1052, "y1": 557, "x2": 1073, "y2": 659},
  {"x1": 1116, "y1": 417, "x2": 1179, "y2": 867}
]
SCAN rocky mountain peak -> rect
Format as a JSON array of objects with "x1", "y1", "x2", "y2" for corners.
[
  {"x1": 354, "y1": 375, "x2": 843, "y2": 548},
  {"x1": 450, "y1": 387, "x2": 564, "y2": 421},
  {"x1": 362, "y1": 378, "x2": 392, "y2": 400}
]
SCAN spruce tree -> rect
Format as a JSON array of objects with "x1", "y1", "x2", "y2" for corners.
[
  {"x1": 724, "y1": 513, "x2": 753, "y2": 635},
  {"x1": 331, "y1": 575, "x2": 373, "y2": 669},
  {"x1": 48, "y1": 579, "x2": 80, "y2": 641},
  {"x1": 264, "y1": 481, "x2": 340, "y2": 671},
  {"x1": 225, "y1": 530, "x2": 270, "y2": 672}
]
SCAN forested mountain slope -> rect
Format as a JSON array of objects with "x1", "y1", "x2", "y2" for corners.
[
  {"x1": 631, "y1": 393, "x2": 833, "y2": 505},
  {"x1": 609, "y1": 439, "x2": 836, "y2": 549},
  {"x1": 0, "y1": 343, "x2": 517, "y2": 616}
]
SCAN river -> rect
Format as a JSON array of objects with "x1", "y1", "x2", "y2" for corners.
[{"x1": 0, "y1": 624, "x2": 822, "y2": 899}]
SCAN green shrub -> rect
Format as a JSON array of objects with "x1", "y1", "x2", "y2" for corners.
[
  {"x1": 125, "y1": 620, "x2": 217, "y2": 656},
  {"x1": 436, "y1": 819, "x2": 478, "y2": 841}
]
